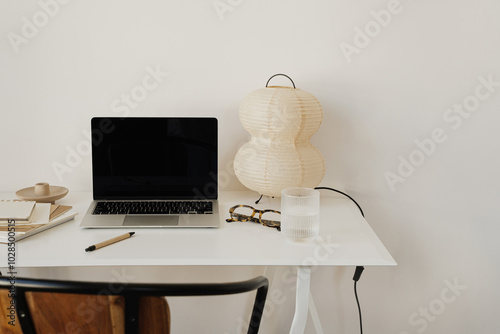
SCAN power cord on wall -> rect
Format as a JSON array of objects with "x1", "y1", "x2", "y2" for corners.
[{"x1": 314, "y1": 187, "x2": 365, "y2": 334}]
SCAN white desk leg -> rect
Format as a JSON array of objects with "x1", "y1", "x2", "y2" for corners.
[
  {"x1": 289, "y1": 266, "x2": 312, "y2": 334},
  {"x1": 309, "y1": 292, "x2": 324, "y2": 334}
]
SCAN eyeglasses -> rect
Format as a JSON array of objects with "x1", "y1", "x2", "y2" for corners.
[{"x1": 226, "y1": 205, "x2": 281, "y2": 231}]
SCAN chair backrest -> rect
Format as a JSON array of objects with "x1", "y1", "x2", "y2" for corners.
[
  {"x1": 0, "y1": 275, "x2": 268, "y2": 334},
  {"x1": 0, "y1": 287, "x2": 170, "y2": 334}
]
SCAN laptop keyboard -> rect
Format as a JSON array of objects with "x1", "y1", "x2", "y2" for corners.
[{"x1": 92, "y1": 201, "x2": 213, "y2": 215}]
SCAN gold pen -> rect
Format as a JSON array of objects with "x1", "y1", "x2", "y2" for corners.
[{"x1": 85, "y1": 232, "x2": 135, "y2": 252}]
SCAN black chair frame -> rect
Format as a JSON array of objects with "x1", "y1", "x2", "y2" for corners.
[{"x1": 0, "y1": 275, "x2": 268, "y2": 334}]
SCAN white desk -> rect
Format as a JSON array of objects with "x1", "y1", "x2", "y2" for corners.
[{"x1": 0, "y1": 191, "x2": 396, "y2": 333}]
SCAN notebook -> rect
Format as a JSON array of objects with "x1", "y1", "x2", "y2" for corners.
[
  {"x1": 0, "y1": 200, "x2": 36, "y2": 221},
  {"x1": 0, "y1": 210, "x2": 77, "y2": 243},
  {"x1": 80, "y1": 117, "x2": 220, "y2": 228}
]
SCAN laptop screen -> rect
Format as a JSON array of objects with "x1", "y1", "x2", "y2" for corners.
[{"x1": 91, "y1": 117, "x2": 218, "y2": 200}]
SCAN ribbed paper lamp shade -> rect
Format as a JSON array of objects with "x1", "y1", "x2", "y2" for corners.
[{"x1": 234, "y1": 74, "x2": 325, "y2": 197}]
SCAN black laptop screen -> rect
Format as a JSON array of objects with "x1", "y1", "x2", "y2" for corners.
[{"x1": 91, "y1": 117, "x2": 218, "y2": 200}]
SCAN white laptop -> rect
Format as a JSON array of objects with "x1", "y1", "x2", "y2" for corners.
[{"x1": 80, "y1": 117, "x2": 220, "y2": 228}]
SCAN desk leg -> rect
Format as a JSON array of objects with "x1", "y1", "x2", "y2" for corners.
[
  {"x1": 309, "y1": 293, "x2": 324, "y2": 334},
  {"x1": 289, "y1": 266, "x2": 311, "y2": 334}
]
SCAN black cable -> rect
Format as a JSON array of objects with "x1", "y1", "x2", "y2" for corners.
[
  {"x1": 255, "y1": 194, "x2": 274, "y2": 204},
  {"x1": 314, "y1": 187, "x2": 364, "y2": 217},
  {"x1": 255, "y1": 194, "x2": 263, "y2": 204},
  {"x1": 353, "y1": 266, "x2": 365, "y2": 334},
  {"x1": 315, "y1": 187, "x2": 365, "y2": 334},
  {"x1": 354, "y1": 280, "x2": 363, "y2": 334}
]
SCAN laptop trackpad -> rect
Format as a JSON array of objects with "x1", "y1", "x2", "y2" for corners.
[{"x1": 123, "y1": 215, "x2": 179, "y2": 226}]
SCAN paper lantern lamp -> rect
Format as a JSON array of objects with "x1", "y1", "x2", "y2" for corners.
[{"x1": 234, "y1": 74, "x2": 325, "y2": 197}]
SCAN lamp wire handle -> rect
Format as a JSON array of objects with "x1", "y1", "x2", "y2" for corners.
[{"x1": 265, "y1": 74, "x2": 296, "y2": 89}]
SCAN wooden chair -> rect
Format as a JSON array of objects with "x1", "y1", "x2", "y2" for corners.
[{"x1": 0, "y1": 275, "x2": 268, "y2": 334}]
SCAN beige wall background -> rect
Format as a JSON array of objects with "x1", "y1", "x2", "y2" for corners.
[{"x1": 1, "y1": 0, "x2": 499, "y2": 333}]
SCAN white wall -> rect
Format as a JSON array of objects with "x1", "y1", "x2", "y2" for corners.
[{"x1": 2, "y1": 0, "x2": 500, "y2": 333}]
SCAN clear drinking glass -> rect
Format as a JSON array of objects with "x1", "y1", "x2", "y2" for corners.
[{"x1": 281, "y1": 187, "x2": 320, "y2": 242}]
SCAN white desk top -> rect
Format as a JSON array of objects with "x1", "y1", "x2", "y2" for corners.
[{"x1": 0, "y1": 191, "x2": 396, "y2": 268}]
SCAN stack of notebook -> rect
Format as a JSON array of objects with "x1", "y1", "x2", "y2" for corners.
[{"x1": 0, "y1": 200, "x2": 77, "y2": 242}]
